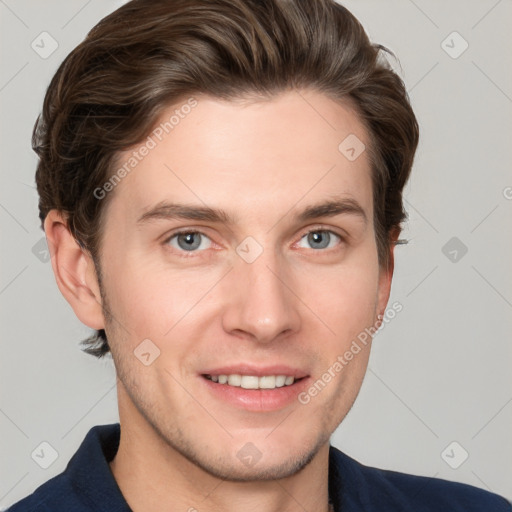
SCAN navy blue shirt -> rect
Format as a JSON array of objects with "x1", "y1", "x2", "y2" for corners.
[{"x1": 8, "y1": 424, "x2": 511, "y2": 511}]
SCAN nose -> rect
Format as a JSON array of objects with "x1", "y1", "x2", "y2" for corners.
[{"x1": 221, "y1": 249, "x2": 301, "y2": 344}]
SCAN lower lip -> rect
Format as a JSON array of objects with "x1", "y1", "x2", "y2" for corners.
[{"x1": 200, "y1": 375, "x2": 310, "y2": 412}]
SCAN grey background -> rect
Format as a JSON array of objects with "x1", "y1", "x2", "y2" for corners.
[{"x1": 1, "y1": 0, "x2": 511, "y2": 508}]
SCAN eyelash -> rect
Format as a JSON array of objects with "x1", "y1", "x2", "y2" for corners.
[{"x1": 162, "y1": 226, "x2": 345, "y2": 257}]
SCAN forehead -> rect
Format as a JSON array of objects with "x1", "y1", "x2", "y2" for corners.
[{"x1": 107, "y1": 90, "x2": 374, "y2": 228}]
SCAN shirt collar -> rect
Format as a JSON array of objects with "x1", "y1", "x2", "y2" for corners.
[{"x1": 66, "y1": 423, "x2": 131, "y2": 511}]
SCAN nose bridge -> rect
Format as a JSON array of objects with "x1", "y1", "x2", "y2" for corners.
[{"x1": 222, "y1": 242, "x2": 301, "y2": 343}]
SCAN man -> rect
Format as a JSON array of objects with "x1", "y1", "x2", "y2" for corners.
[{"x1": 9, "y1": 0, "x2": 511, "y2": 510}]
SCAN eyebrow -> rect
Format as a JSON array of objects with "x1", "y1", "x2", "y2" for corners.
[
  {"x1": 136, "y1": 196, "x2": 368, "y2": 226},
  {"x1": 137, "y1": 202, "x2": 232, "y2": 225},
  {"x1": 297, "y1": 197, "x2": 367, "y2": 225}
]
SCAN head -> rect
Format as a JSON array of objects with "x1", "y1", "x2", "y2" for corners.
[{"x1": 37, "y1": 0, "x2": 418, "y2": 481}]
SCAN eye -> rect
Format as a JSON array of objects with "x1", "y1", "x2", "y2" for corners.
[
  {"x1": 297, "y1": 229, "x2": 342, "y2": 250},
  {"x1": 165, "y1": 231, "x2": 212, "y2": 252}
]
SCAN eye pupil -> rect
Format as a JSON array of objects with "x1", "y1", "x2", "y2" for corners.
[
  {"x1": 307, "y1": 231, "x2": 330, "y2": 249},
  {"x1": 177, "y1": 232, "x2": 201, "y2": 251}
]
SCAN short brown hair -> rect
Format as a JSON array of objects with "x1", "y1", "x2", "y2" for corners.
[{"x1": 33, "y1": 0, "x2": 419, "y2": 357}]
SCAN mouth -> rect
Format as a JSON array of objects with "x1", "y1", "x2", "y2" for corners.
[
  {"x1": 202, "y1": 374, "x2": 305, "y2": 390},
  {"x1": 199, "y1": 366, "x2": 310, "y2": 411}
]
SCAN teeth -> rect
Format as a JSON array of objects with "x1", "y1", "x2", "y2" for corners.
[
  {"x1": 259, "y1": 376, "x2": 276, "y2": 389},
  {"x1": 206, "y1": 374, "x2": 296, "y2": 389},
  {"x1": 275, "y1": 375, "x2": 286, "y2": 387},
  {"x1": 228, "y1": 374, "x2": 241, "y2": 386},
  {"x1": 241, "y1": 376, "x2": 259, "y2": 389}
]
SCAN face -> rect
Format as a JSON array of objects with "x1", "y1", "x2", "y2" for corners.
[{"x1": 96, "y1": 90, "x2": 392, "y2": 481}]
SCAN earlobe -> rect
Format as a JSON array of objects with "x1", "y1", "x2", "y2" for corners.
[{"x1": 44, "y1": 210, "x2": 105, "y2": 330}]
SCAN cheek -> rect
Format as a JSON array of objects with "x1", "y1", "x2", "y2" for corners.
[
  {"x1": 296, "y1": 256, "x2": 380, "y2": 342},
  {"x1": 103, "y1": 256, "x2": 224, "y2": 342}
]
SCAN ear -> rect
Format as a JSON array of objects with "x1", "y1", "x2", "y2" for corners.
[
  {"x1": 376, "y1": 227, "x2": 400, "y2": 319},
  {"x1": 44, "y1": 210, "x2": 105, "y2": 330}
]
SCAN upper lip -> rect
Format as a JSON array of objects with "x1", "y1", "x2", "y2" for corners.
[{"x1": 201, "y1": 364, "x2": 309, "y2": 379}]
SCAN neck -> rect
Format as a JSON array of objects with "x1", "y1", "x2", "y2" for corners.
[{"x1": 110, "y1": 391, "x2": 332, "y2": 512}]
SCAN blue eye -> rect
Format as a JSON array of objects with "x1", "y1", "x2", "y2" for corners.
[
  {"x1": 298, "y1": 230, "x2": 341, "y2": 250},
  {"x1": 167, "y1": 231, "x2": 212, "y2": 252}
]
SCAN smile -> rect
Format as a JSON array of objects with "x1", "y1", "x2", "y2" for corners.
[{"x1": 203, "y1": 374, "x2": 299, "y2": 389}]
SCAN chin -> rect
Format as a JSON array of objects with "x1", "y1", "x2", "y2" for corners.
[
  {"x1": 157, "y1": 421, "x2": 329, "y2": 482},
  {"x1": 188, "y1": 439, "x2": 323, "y2": 482}
]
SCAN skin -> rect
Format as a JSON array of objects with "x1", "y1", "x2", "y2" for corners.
[{"x1": 45, "y1": 89, "x2": 397, "y2": 512}]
